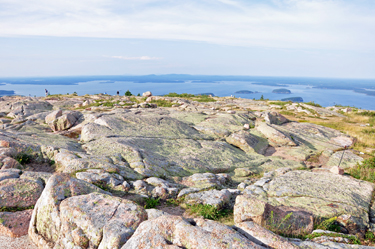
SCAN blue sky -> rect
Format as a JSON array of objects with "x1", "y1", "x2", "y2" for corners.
[{"x1": 0, "y1": 0, "x2": 374, "y2": 78}]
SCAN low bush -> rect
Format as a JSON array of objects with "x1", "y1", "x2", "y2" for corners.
[
  {"x1": 144, "y1": 197, "x2": 161, "y2": 209},
  {"x1": 186, "y1": 204, "x2": 231, "y2": 220},
  {"x1": 347, "y1": 157, "x2": 375, "y2": 183}
]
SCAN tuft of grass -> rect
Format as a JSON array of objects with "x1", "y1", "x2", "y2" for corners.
[
  {"x1": 14, "y1": 152, "x2": 32, "y2": 165},
  {"x1": 347, "y1": 157, "x2": 375, "y2": 183},
  {"x1": 186, "y1": 204, "x2": 232, "y2": 220},
  {"x1": 93, "y1": 180, "x2": 111, "y2": 192},
  {"x1": 314, "y1": 216, "x2": 341, "y2": 232},
  {"x1": 150, "y1": 99, "x2": 174, "y2": 107},
  {"x1": 144, "y1": 197, "x2": 161, "y2": 209},
  {"x1": 0, "y1": 205, "x2": 34, "y2": 212},
  {"x1": 269, "y1": 101, "x2": 290, "y2": 106},
  {"x1": 304, "y1": 101, "x2": 322, "y2": 107}
]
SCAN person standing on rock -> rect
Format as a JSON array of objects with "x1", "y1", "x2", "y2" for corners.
[
  {"x1": 45, "y1": 89, "x2": 49, "y2": 97},
  {"x1": 117, "y1": 91, "x2": 119, "y2": 96}
]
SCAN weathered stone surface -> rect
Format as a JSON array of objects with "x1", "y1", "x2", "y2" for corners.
[
  {"x1": 28, "y1": 174, "x2": 110, "y2": 248},
  {"x1": 0, "y1": 169, "x2": 20, "y2": 181},
  {"x1": 0, "y1": 210, "x2": 33, "y2": 238},
  {"x1": 327, "y1": 150, "x2": 364, "y2": 169},
  {"x1": 20, "y1": 171, "x2": 53, "y2": 186},
  {"x1": 235, "y1": 221, "x2": 299, "y2": 249},
  {"x1": 54, "y1": 193, "x2": 147, "y2": 249},
  {"x1": 0, "y1": 157, "x2": 22, "y2": 170},
  {"x1": 0, "y1": 178, "x2": 43, "y2": 208},
  {"x1": 146, "y1": 209, "x2": 169, "y2": 219},
  {"x1": 181, "y1": 173, "x2": 229, "y2": 189},
  {"x1": 234, "y1": 195, "x2": 314, "y2": 235},
  {"x1": 76, "y1": 169, "x2": 124, "y2": 186},
  {"x1": 234, "y1": 167, "x2": 254, "y2": 177},
  {"x1": 122, "y1": 215, "x2": 266, "y2": 249},
  {"x1": 184, "y1": 189, "x2": 231, "y2": 209},
  {"x1": 48, "y1": 113, "x2": 77, "y2": 131},
  {"x1": 225, "y1": 130, "x2": 269, "y2": 155},
  {"x1": 263, "y1": 111, "x2": 289, "y2": 125},
  {"x1": 45, "y1": 110, "x2": 62, "y2": 124},
  {"x1": 255, "y1": 122, "x2": 296, "y2": 147},
  {"x1": 266, "y1": 171, "x2": 374, "y2": 231},
  {"x1": 330, "y1": 166, "x2": 344, "y2": 175}
]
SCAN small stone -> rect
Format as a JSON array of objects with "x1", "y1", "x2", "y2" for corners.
[
  {"x1": 243, "y1": 124, "x2": 250, "y2": 130},
  {"x1": 227, "y1": 110, "x2": 236, "y2": 114},
  {"x1": 330, "y1": 166, "x2": 344, "y2": 175}
]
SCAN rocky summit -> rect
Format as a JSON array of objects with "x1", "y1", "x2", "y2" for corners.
[{"x1": 0, "y1": 93, "x2": 374, "y2": 249}]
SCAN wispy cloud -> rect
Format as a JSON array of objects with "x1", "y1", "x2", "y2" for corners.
[
  {"x1": 107, "y1": 56, "x2": 162, "y2": 60},
  {"x1": 0, "y1": 0, "x2": 374, "y2": 51}
]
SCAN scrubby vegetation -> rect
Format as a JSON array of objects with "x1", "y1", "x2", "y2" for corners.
[
  {"x1": 186, "y1": 204, "x2": 232, "y2": 220},
  {"x1": 164, "y1": 93, "x2": 216, "y2": 102},
  {"x1": 347, "y1": 157, "x2": 375, "y2": 183}
]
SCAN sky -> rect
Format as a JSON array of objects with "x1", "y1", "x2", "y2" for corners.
[{"x1": 0, "y1": 0, "x2": 374, "y2": 78}]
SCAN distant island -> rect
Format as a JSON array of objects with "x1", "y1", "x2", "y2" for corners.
[
  {"x1": 235, "y1": 90, "x2": 260, "y2": 94},
  {"x1": 0, "y1": 90, "x2": 15, "y2": 96},
  {"x1": 272, "y1": 88, "x2": 291, "y2": 94},
  {"x1": 252, "y1": 82, "x2": 288, "y2": 87},
  {"x1": 281, "y1": 97, "x2": 303, "y2": 102}
]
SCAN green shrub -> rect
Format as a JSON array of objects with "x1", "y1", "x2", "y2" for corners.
[
  {"x1": 15, "y1": 152, "x2": 32, "y2": 165},
  {"x1": 347, "y1": 157, "x2": 375, "y2": 183},
  {"x1": 187, "y1": 204, "x2": 231, "y2": 220},
  {"x1": 125, "y1": 90, "x2": 133, "y2": 96},
  {"x1": 144, "y1": 197, "x2": 161, "y2": 209},
  {"x1": 358, "y1": 111, "x2": 375, "y2": 117},
  {"x1": 315, "y1": 217, "x2": 341, "y2": 232},
  {"x1": 93, "y1": 180, "x2": 110, "y2": 192}
]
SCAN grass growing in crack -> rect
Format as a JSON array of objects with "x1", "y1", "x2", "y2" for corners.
[
  {"x1": 347, "y1": 157, "x2": 375, "y2": 183},
  {"x1": 93, "y1": 180, "x2": 111, "y2": 192},
  {"x1": 265, "y1": 211, "x2": 293, "y2": 235},
  {"x1": 305, "y1": 232, "x2": 361, "y2": 245},
  {"x1": 144, "y1": 197, "x2": 161, "y2": 209},
  {"x1": 0, "y1": 205, "x2": 34, "y2": 212},
  {"x1": 314, "y1": 216, "x2": 341, "y2": 232},
  {"x1": 186, "y1": 204, "x2": 232, "y2": 220}
]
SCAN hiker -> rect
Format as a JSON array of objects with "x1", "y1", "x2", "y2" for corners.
[
  {"x1": 45, "y1": 89, "x2": 49, "y2": 97},
  {"x1": 117, "y1": 91, "x2": 119, "y2": 96}
]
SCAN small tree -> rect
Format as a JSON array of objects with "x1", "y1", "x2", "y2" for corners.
[
  {"x1": 137, "y1": 93, "x2": 141, "y2": 96},
  {"x1": 125, "y1": 90, "x2": 132, "y2": 96},
  {"x1": 260, "y1": 95, "x2": 264, "y2": 100}
]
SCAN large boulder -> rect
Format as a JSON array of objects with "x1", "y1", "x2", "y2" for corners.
[
  {"x1": 255, "y1": 122, "x2": 296, "y2": 147},
  {"x1": 263, "y1": 111, "x2": 289, "y2": 125},
  {"x1": 28, "y1": 174, "x2": 111, "y2": 248},
  {"x1": 265, "y1": 170, "x2": 374, "y2": 233},
  {"x1": 326, "y1": 150, "x2": 364, "y2": 169},
  {"x1": 48, "y1": 113, "x2": 77, "y2": 131},
  {"x1": 184, "y1": 189, "x2": 232, "y2": 209},
  {"x1": 122, "y1": 215, "x2": 266, "y2": 248},
  {"x1": 234, "y1": 195, "x2": 314, "y2": 235},
  {"x1": 225, "y1": 130, "x2": 269, "y2": 155},
  {"x1": 54, "y1": 193, "x2": 147, "y2": 248}
]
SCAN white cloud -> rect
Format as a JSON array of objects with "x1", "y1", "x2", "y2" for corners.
[
  {"x1": 108, "y1": 56, "x2": 162, "y2": 60},
  {"x1": 0, "y1": 0, "x2": 374, "y2": 51}
]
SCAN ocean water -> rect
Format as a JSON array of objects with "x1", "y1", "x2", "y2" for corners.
[{"x1": 0, "y1": 77, "x2": 374, "y2": 110}]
